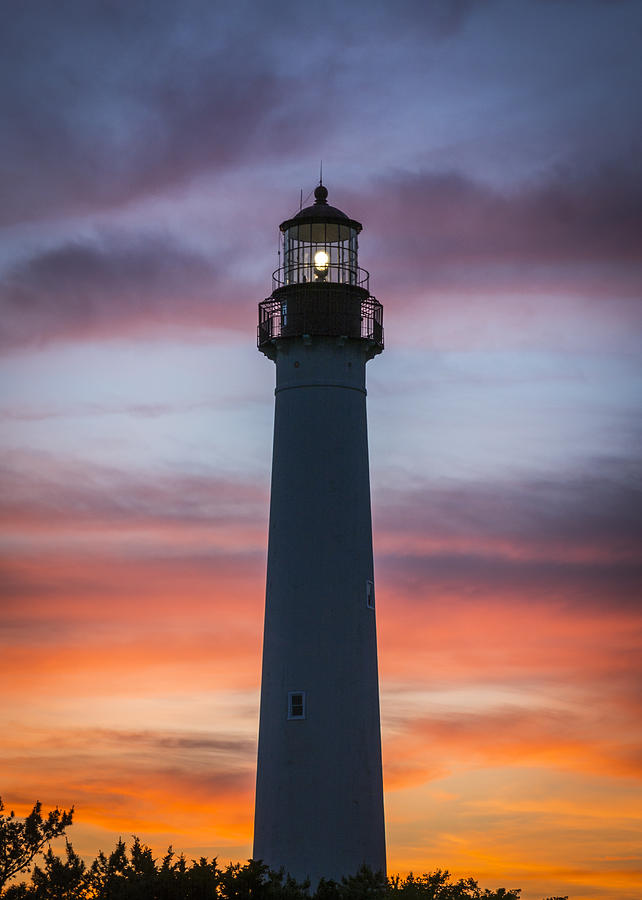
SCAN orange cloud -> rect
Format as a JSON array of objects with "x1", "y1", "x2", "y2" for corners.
[{"x1": 382, "y1": 702, "x2": 642, "y2": 792}]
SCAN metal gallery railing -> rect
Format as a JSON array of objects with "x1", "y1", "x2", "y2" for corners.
[
  {"x1": 258, "y1": 285, "x2": 383, "y2": 349},
  {"x1": 272, "y1": 263, "x2": 370, "y2": 291}
]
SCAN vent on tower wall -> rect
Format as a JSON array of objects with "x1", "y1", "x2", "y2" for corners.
[
  {"x1": 366, "y1": 580, "x2": 375, "y2": 609},
  {"x1": 287, "y1": 691, "x2": 306, "y2": 719}
]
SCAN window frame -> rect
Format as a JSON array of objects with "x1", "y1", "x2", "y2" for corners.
[{"x1": 287, "y1": 691, "x2": 306, "y2": 720}]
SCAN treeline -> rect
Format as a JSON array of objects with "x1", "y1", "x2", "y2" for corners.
[{"x1": 0, "y1": 801, "x2": 567, "y2": 900}]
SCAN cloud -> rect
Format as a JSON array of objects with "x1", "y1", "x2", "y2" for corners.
[
  {"x1": 368, "y1": 463, "x2": 642, "y2": 728},
  {"x1": 0, "y1": 1, "x2": 327, "y2": 227},
  {"x1": 376, "y1": 583, "x2": 642, "y2": 712},
  {"x1": 383, "y1": 702, "x2": 642, "y2": 791},
  {"x1": 2, "y1": 725, "x2": 256, "y2": 844},
  {"x1": 1, "y1": 619, "x2": 263, "y2": 698},
  {"x1": 351, "y1": 165, "x2": 642, "y2": 302},
  {"x1": 2, "y1": 0, "x2": 488, "y2": 228},
  {"x1": 0, "y1": 450, "x2": 267, "y2": 534},
  {"x1": 0, "y1": 453, "x2": 268, "y2": 692},
  {"x1": 379, "y1": 467, "x2": 642, "y2": 552},
  {"x1": 6, "y1": 0, "x2": 634, "y2": 233},
  {"x1": 374, "y1": 461, "x2": 642, "y2": 603},
  {"x1": 0, "y1": 233, "x2": 243, "y2": 349}
]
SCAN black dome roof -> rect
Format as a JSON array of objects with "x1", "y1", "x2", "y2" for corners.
[{"x1": 280, "y1": 185, "x2": 362, "y2": 233}]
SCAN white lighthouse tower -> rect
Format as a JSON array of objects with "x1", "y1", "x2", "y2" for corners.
[{"x1": 253, "y1": 184, "x2": 385, "y2": 885}]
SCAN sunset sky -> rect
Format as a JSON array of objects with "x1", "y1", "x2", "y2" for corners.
[{"x1": 1, "y1": 2, "x2": 641, "y2": 899}]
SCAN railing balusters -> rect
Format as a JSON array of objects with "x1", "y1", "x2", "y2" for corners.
[{"x1": 258, "y1": 289, "x2": 383, "y2": 350}]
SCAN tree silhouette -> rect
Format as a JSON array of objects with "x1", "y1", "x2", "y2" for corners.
[
  {"x1": 31, "y1": 842, "x2": 87, "y2": 900},
  {"x1": 0, "y1": 799, "x2": 74, "y2": 892}
]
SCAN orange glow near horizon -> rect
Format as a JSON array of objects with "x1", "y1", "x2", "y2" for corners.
[{"x1": 3, "y1": 507, "x2": 641, "y2": 900}]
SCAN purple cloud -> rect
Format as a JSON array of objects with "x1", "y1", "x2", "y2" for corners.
[
  {"x1": 374, "y1": 460, "x2": 642, "y2": 608},
  {"x1": 0, "y1": 233, "x2": 238, "y2": 348},
  {"x1": 350, "y1": 165, "x2": 642, "y2": 298}
]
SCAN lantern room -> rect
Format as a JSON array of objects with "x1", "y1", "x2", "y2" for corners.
[{"x1": 280, "y1": 184, "x2": 362, "y2": 287}]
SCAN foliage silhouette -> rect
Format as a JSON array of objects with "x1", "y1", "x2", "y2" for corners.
[
  {"x1": 0, "y1": 799, "x2": 74, "y2": 892},
  {"x1": 0, "y1": 803, "x2": 565, "y2": 900}
]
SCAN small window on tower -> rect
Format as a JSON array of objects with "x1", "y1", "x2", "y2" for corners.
[
  {"x1": 288, "y1": 691, "x2": 306, "y2": 720},
  {"x1": 366, "y1": 580, "x2": 375, "y2": 609}
]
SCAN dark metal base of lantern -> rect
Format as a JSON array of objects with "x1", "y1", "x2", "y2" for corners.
[{"x1": 258, "y1": 283, "x2": 383, "y2": 354}]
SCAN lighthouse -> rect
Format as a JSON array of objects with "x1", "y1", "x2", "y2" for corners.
[{"x1": 253, "y1": 184, "x2": 386, "y2": 885}]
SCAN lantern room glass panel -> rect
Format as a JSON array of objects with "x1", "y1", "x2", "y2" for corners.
[{"x1": 283, "y1": 222, "x2": 360, "y2": 286}]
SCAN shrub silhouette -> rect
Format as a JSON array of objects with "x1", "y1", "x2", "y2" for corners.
[{"x1": 0, "y1": 801, "x2": 567, "y2": 900}]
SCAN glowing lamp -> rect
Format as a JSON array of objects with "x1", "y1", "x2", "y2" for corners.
[{"x1": 313, "y1": 249, "x2": 330, "y2": 280}]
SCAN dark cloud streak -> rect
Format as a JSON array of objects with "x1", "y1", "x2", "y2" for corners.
[
  {"x1": 375, "y1": 462, "x2": 642, "y2": 553},
  {"x1": 374, "y1": 461, "x2": 642, "y2": 607},
  {"x1": 0, "y1": 451, "x2": 267, "y2": 530},
  {"x1": 353, "y1": 166, "x2": 642, "y2": 296},
  {"x1": 0, "y1": 233, "x2": 230, "y2": 348}
]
